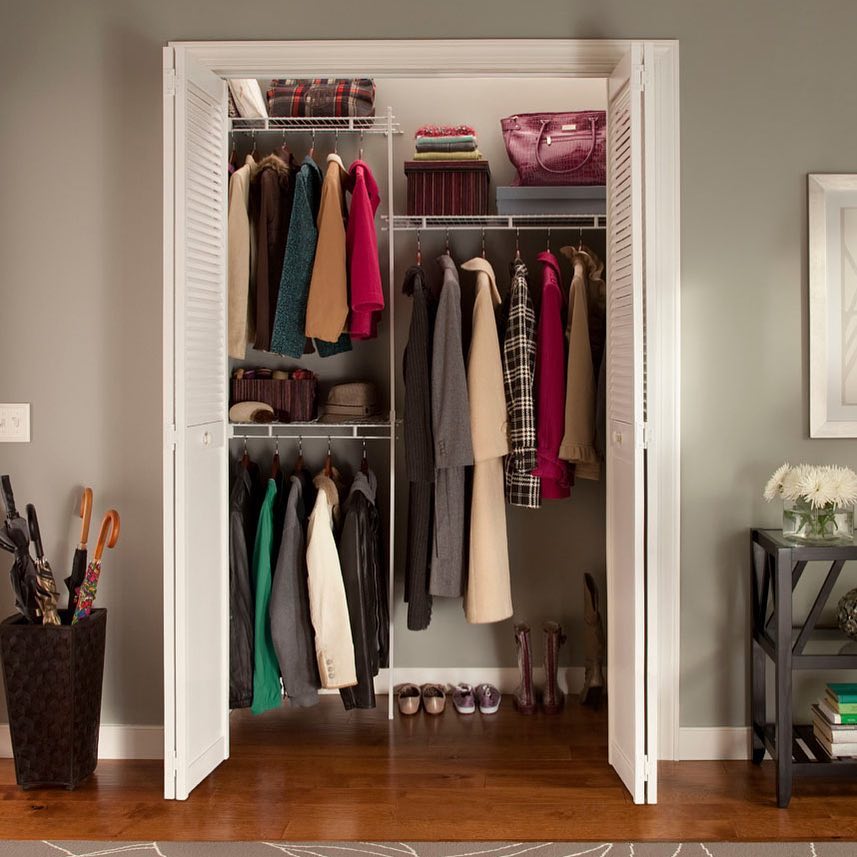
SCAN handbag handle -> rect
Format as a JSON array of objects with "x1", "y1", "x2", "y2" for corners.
[{"x1": 534, "y1": 116, "x2": 598, "y2": 175}]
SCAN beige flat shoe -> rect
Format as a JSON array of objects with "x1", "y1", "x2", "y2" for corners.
[
  {"x1": 397, "y1": 683, "x2": 421, "y2": 715},
  {"x1": 421, "y1": 683, "x2": 446, "y2": 715}
]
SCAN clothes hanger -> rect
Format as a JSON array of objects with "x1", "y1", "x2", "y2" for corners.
[
  {"x1": 481, "y1": 228, "x2": 486, "y2": 259},
  {"x1": 249, "y1": 130, "x2": 259, "y2": 162},
  {"x1": 293, "y1": 436, "x2": 304, "y2": 474},
  {"x1": 445, "y1": 228, "x2": 452, "y2": 259},
  {"x1": 360, "y1": 439, "x2": 369, "y2": 475},
  {"x1": 416, "y1": 229, "x2": 422, "y2": 266},
  {"x1": 324, "y1": 436, "x2": 333, "y2": 478},
  {"x1": 514, "y1": 228, "x2": 523, "y2": 264},
  {"x1": 309, "y1": 128, "x2": 316, "y2": 160},
  {"x1": 359, "y1": 130, "x2": 365, "y2": 161},
  {"x1": 277, "y1": 129, "x2": 290, "y2": 162},
  {"x1": 271, "y1": 436, "x2": 281, "y2": 479},
  {"x1": 229, "y1": 135, "x2": 239, "y2": 170},
  {"x1": 546, "y1": 228, "x2": 551, "y2": 253},
  {"x1": 241, "y1": 436, "x2": 250, "y2": 470}
]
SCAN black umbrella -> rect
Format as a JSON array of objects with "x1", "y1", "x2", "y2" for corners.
[
  {"x1": 26, "y1": 504, "x2": 61, "y2": 625},
  {"x1": 65, "y1": 487, "x2": 92, "y2": 612},
  {"x1": 0, "y1": 475, "x2": 39, "y2": 622}
]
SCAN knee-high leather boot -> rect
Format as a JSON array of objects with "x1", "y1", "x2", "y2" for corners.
[
  {"x1": 542, "y1": 620, "x2": 567, "y2": 714},
  {"x1": 580, "y1": 572, "x2": 606, "y2": 707},
  {"x1": 513, "y1": 622, "x2": 536, "y2": 714}
]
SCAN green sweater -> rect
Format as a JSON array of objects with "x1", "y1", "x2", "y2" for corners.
[{"x1": 251, "y1": 478, "x2": 282, "y2": 714}]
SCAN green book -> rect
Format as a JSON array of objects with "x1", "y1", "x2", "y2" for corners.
[
  {"x1": 829, "y1": 683, "x2": 857, "y2": 703},
  {"x1": 825, "y1": 689, "x2": 857, "y2": 713},
  {"x1": 820, "y1": 698, "x2": 857, "y2": 725}
]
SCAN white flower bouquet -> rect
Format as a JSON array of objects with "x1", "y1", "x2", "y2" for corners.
[{"x1": 764, "y1": 463, "x2": 857, "y2": 541}]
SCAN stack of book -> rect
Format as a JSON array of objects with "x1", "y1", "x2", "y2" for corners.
[{"x1": 812, "y1": 683, "x2": 857, "y2": 757}]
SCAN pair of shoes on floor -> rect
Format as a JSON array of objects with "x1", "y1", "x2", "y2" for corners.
[
  {"x1": 397, "y1": 683, "x2": 446, "y2": 715},
  {"x1": 450, "y1": 683, "x2": 501, "y2": 715}
]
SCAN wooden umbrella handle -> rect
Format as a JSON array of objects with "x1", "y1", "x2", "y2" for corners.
[
  {"x1": 78, "y1": 487, "x2": 93, "y2": 548},
  {"x1": 93, "y1": 509, "x2": 120, "y2": 561}
]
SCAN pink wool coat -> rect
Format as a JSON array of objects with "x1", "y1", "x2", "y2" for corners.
[{"x1": 347, "y1": 160, "x2": 384, "y2": 339}]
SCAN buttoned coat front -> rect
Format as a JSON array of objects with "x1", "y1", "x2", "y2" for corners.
[{"x1": 461, "y1": 257, "x2": 512, "y2": 624}]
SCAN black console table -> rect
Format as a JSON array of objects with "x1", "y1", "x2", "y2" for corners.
[{"x1": 751, "y1": 528, "x2": 857, "y2": 807}]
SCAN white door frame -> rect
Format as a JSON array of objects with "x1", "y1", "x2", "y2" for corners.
[{"x1": 165, "y1": 37, "x2": 682, "y2": 765}]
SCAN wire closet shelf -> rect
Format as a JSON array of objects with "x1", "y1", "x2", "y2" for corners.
[
  {"x1": 383, "y1": 213, "x2": 605, "y2": 231},
  {"x1": 229, "y1": 113, "x2": 402, "y2": 135},
  {"x1": 229, "y1": 421, "x2": 394, "y2": 441}
]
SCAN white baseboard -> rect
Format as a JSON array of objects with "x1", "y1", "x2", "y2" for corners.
[
  {"x1": 678, "y1": 726, "x2": 752, "y2": 760},
  {"x1": 0, "y1": 723, "x2": 164, "y2": 760},
  {"x1": 363, "y1": 665, "x2": 586, "y2": 695}
]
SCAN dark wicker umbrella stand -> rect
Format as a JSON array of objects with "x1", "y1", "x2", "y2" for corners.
[{"x1": 0, "y1": 608, "x2": 107, "y2": 789}]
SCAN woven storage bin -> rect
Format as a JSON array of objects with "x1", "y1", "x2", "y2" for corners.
[
  {"x1": 0, "y1": 608, "x2": 107, "y2": 790},
  {"x1": 231, "y1": 377, "x2": 317, "y2": 422},
  {"x1": 405, "y1": 160, "x2": 491, "y2": 216}
]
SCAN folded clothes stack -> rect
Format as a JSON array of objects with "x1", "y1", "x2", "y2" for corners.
[{"x1": 413, "y1": 124, "x2": 484, "y2": 161}]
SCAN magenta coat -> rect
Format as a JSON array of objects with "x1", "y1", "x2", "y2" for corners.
[
  {"x1": 532, "y1": 251, "x2": 571, "y2": 499},
  {"x1": 346, "y1": 160, "x2": 384, "y2": 339}
]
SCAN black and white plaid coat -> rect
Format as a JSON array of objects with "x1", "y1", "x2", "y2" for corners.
[{"x1": 502, "y1": 260, "x2": 541, "y2": 508}]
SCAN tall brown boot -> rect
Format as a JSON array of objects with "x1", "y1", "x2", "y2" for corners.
[
  {"x1": 513, "y1": 622, "x2": 536, "y2": 714},
  {"x1": 580, "y1": 572, "x2": 606, "y2": 708},
  {"x1": 542, "y1": 621, "x2": 567, "y2": 714}
]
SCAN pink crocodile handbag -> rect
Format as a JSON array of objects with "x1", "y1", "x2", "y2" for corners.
[{"x1": 501, "y1": 111, "x2": 607, "y2": 187}]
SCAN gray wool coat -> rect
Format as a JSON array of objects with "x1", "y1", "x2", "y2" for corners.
[
  {"x1": 269, "y1": 472, "x2": 321, "y2": 707},
  {"x1": 429, "y1": 254, "x2": 473, "y2": 598}
]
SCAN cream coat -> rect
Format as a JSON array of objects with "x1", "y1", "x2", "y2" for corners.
[
  {"x1": 559, "y1": 248, "x2": 600, "y2": 480},
  {"x1": 227, "y1": 155, "x2": 256, "y2": 359},
  {"x1": 461, "y1": 257, "x2": 513, "y2": 624},
  {"x1": 306, "y1": 474, "x2": 357, "y2": 689},
  {"x1": 305, "y1": 153, "x2": 349, "y2": 342}
]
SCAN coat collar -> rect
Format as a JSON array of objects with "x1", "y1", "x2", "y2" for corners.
[
  {"x1": 436, "y1": 253, "x2": 458, "y2": 278},
  {"x1": 326, "y1": 152, "x2": 347, "y2": 175},
  {"x1": 462, "y1": 256, "x2": 501, "y2": 305},
  {"x1": 537, "y1": 250, "x2": 562, "y2": 282},
  {"x1": 402, "y1": 264, "x2": 429, "y2": 297},
  {"x1": 349, "y1": 469, "x2": 377, "y2": 504},
  {"x1": 349, "y1": 159, "x2": 380, "y2": 208},
  {"x1": 313, "y1": 473, "x2": 340, "y2": 515}
]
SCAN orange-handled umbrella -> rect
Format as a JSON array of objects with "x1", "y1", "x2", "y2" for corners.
[
  {"x1": 65, "y1": 488, "x2": 92, "y2": 612},
  {"x1": 71, "y1": 510, "x2": 119, "y2": 624}
]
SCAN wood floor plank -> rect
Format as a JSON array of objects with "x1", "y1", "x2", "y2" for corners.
[{"x1": 0, "y1": 697, "x2": 855, "y2": 840}]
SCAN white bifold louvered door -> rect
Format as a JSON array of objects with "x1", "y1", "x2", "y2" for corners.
[
  {"x1": 606, "y1": 42, "x2": 656, "y2": 805},
  {"x1": 163, "y1": 47, "x2": 229, "y2": 800}
]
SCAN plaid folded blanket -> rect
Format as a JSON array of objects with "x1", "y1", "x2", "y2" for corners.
[
  {"x1": 267, "y1": 78, "x2": 375, "y2": 117},
  {"x1": 415, "y1": 124, "x2": 477, "y2": 138},
  {"x1": 415, "y1": 139, "x2": 477, "y2": 154},
  {"x1": 412, "y1": 150, "x2": 485, "y2": 161}
]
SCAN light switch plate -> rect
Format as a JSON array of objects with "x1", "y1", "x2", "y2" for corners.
[{"x1": 0, "y1": 404, "x2": 30, "y2": 443}]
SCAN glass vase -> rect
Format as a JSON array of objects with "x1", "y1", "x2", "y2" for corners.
[{"x1": 782, "y1": 499, "x2": 855, "y2": 543}]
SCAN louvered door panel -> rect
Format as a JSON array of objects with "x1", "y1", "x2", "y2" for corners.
[
  {"x1": 164, "y1": 47, "x2": 229, "y2": 801},
  {"x1": 606, "y1": 43, "x2": 648, "y2": 806}
]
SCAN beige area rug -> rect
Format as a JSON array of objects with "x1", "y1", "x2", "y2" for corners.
[{"x1": 0, "y1": 843, "x2": 852, "y2": 856}]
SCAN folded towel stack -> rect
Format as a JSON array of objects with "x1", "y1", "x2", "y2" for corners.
[{"x1": 413, "y1": 124, "x2": 484, "y2": 161}]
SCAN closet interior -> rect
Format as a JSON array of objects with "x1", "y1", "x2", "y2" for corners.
[{"x1": 224, "y1": 76, "x2": 609, "y2": 733}]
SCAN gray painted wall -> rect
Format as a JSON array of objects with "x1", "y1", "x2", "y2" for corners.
[{"x1": 2, "y1": 0, "x2": 857, "y2": 730}]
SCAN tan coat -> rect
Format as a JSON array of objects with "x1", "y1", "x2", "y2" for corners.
[
  {"x1": 559, "y1": 247, "x2": 601, "y2": 479},
  {"x1": 461, "y1": 257, "x2": 513, "y2": 624},
  {"x1": 305, "y1": 154, "x2": 349, "y2": 343},
  {"x1": 227, "y1": 155, "x2": 256, "y2": 359}
]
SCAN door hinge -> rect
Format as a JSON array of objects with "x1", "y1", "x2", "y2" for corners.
[
  {"x1": 165, "y1": 424, "x2": 177, "y2": 450},
  {"x1": 164, "y1": 68, "x2": 176, "y2": 97},
  {"x1": 637, "y1": 421, "x2": 650, "y2": 450},
  {"x1": 643, "y1": 754, "x2": 652, "y2": 782},
  {"x1": 634, "y1": 63, "x2": 647, "y2": 92}
]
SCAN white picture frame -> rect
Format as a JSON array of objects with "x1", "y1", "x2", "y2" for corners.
[{"x1": 809, "y1": 173, "x2": 857, "y2": 437}]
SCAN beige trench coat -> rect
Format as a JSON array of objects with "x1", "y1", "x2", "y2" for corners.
[
  {"x1": 559, "y1": 247, "x2": 601, "y2": 480},
  {"x1": 461, "y1": 257, "x2": 513, "y2": 624},
  {"x1": 227, "y1": 155, "x2": 256, "y2": 359},
  {"x1": 305, "y1": 153, "x2": 349, "y2": 343}
]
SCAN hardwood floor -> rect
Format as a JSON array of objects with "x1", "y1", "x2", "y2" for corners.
[{"x1": 3, "y1": 696, "x2": 857, "y2": 841}]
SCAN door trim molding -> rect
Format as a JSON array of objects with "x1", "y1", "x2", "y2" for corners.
[{"x1": 166, "y1": 34, "x2": 682, "y2": 770}]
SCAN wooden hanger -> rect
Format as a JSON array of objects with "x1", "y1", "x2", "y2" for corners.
[
  {"x1": 293, "y1": 436, "x2": 304, "y2": 474},
  {"x1": 241, "y1": 437, "x2": 250, "y2": 470}
]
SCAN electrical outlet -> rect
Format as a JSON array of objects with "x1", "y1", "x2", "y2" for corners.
[{"x1": 0, "y1": 404, "x2": 30, "y2": 443}]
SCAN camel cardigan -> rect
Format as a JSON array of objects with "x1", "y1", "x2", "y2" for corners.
[{"x1": 461, "y1": 257, "x2": 512, "y2": 624}]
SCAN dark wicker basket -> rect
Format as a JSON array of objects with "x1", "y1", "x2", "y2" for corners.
[
  {"x1": 231, "y1": 377, "x2": 317, "y2": 422},
  {"x1": 0, "y1": 608, "x2": 107, "y2": 789}
]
